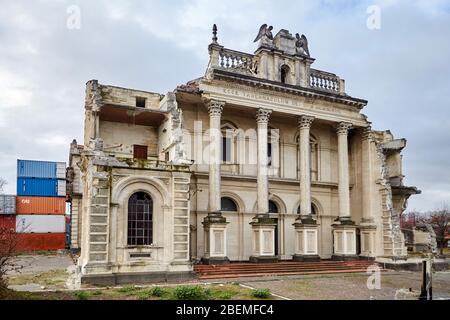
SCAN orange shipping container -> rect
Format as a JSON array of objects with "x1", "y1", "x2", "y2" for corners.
[
  {"x1": 16, "y1": 196, "x2": 66, "y2": 215},
  {"x1": 15, "y1": 233, "x2": 66, "y2": 251}
]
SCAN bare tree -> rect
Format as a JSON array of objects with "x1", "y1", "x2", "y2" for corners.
[
  {"x1": 0, "y1": 177, "x2": 6, "y2": 194},
  {"x1": 0, "y1": 225, "x2": 20, "y2": 297},
  {"x1": 418, "y1": 204, "x2": 450, "y2": 256}
]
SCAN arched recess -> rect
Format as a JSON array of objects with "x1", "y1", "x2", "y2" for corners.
[
  {"x1": 280, "y1": 64, "x2": 293, "y2": 84},
  {"x1": 220, "y1": 191, "x2": 245, "y2": 212},
  {"x1": 295, "y1": 132, "x2": 320, "y2": 181},
  {"x1": 251, "y1": 194, "x2": 287, "y2": 214},
  {"x1": 268, "y1": 194, "x2": 287, "y2": 214},
  {"x1": 294, "y1": 197, "x2": 323, "y2": 216},
  {"x1": 111, "y1": 176, "x2": 169, "y2": 252}
]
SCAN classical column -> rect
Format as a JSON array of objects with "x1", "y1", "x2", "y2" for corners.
[
  {"x1": 202, "y1": 99, "x2": 229, "y2": 265},
  {"x1": 250, "y1": 108, "x2": 278, "y2": 263},
  {"x1": 298, "y1": 115, "x2": 314, "y2": 218},
  {"x1": 292, "y1": 115, "x2": 320, "y2": 262},
  {"x1": 206, "y1": 99, "x2": 224, "y2": 212},
  {"x1": 332, "y1": 122, "x2": 357, "y2": 261},
  {"x1": 256, "y1": 108, "x2": 272, "y2": 214},
  {"x1": 336, "y1": 122, "x2": 352, "y2": 221},
  {"x1": 360, "y1": 126, "x2": 377, "y2": 258}
]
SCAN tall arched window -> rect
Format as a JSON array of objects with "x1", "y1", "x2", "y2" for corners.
[
  {"x1": 128, "y1": 192, "x2": 153, "y2": 245},
  {"x1": 268, "y1": 200, "x2": 279, "y2": 213},
  {"x1": 221, "y1": 197, "x2": 238, "y2": 212}
]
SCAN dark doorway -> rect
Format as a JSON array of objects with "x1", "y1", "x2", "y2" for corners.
[{"x1": 273, "y1": 218, "x2": 279, "y2": 256}]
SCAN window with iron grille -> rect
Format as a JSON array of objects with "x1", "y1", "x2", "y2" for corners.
[{"x1": 127, "y1": 192, "x2": 153, "y2": 245}]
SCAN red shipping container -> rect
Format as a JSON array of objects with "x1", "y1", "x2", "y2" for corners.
[
  {"x1": 16, "y1": 196, "x2": 66, "y2": 215},
  {"x1": 15, "y1": 233, "x2": 66, "y2": 252},
  {"x1": 0, "y1": 215, "x2": 16, "y2": 230}
]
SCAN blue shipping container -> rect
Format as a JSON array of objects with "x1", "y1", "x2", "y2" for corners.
[
  {"x1": 17, "y1": 159, "x2": 66, "y2": 179},
  {"x1": 17, "y1": 178, "x2": 66, "y2": 197}
]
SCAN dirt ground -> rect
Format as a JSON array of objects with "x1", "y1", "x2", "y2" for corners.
[
  {"x1": 4, "y1": 252, "x2": 450, "y2": 300},
  {"x1": 239, "y1": 272, "x2": 450, "y2": 300}
]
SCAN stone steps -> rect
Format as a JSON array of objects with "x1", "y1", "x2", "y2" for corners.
[{"x1": 194, "y1": 261, "x2": 383, "y2": 279}]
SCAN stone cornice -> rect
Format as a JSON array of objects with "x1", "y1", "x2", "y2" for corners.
[{"x1": 210, "y1": 68, "x2": 368, "y2": 109}]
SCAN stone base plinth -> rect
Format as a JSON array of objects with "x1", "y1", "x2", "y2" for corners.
[
  {"x1": 202, "y1": 211, "x2": 229, "y2": 264},
  {"x1": 201, "y1": 256, "x2": 230, "y2": 265},
  {"x1": 332, "y1": 222, "x2": 357, "y2": 258},
  {"x1": 81, "y1": 271, "x2": 197, "y2": 286},
  {"x1": 249, "y1": 255, "x2": 279, "y2": 263},
  {"x1": 293, "y1": 254, "x2": 321, "y2": 262},
  {"x1": 331, "y1": 254, "x2": 359, "y2": 261},
  {"x1": 249, "y1": 214, "x2": 277, "y2": 262}
]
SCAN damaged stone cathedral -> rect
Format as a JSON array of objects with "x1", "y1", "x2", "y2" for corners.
[{"x1": 66, "y1": 25, "x2": 420, "y2": 284}]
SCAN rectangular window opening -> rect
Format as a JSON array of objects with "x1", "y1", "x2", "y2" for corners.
[{"x1": 136, "y1": 97, "x2": 146, "y2": 108}]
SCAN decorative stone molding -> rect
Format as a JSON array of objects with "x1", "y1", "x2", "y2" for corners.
[
  {"x1": 336, "y1": 122, "x2": 352, "y2": 135},
  {"x1": 256, "y1": 108, "x2": 272, "y2": 123},
  {"x1": 297, "y1": 115, "x2": 315, "y2": 130},
  {"x1": 206, "y1": 99, "x2": 225, "y2": 117}
]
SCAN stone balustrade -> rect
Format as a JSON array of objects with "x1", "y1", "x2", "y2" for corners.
[
  {"x1": 310, "y1": 69, "x2": 344, "y2": 94},
  {"x1": 218, "y1": 48, "x2": 256, "y2": 75}
]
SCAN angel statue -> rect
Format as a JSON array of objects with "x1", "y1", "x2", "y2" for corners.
[
  {"x1": 295, "y1": 33, "x2": 310, "y2": 57},
  {"x1": 254, "y1": 24, "x2": 274, "y2": 46}
]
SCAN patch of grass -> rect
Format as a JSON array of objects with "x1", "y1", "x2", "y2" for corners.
[
  {"x1": 73, "y1": 291, "x2": 91, "y2": 300},
  {"x1": 115, "y1": 286, "x2": 140, "y2": 295},
  {"x1": 136, "y1": 287, "x2": 167, "y2": 300},
  {"x1": 251, "y1": 288, "x2": 271, "y2": 299},
  {"x1": 172, "y1": 285, "x2": 210, "y2": 300}
]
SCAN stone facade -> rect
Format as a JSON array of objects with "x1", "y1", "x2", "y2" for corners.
[{"x1": 68, "y1": 25, "x2": 420, "y2": 283}]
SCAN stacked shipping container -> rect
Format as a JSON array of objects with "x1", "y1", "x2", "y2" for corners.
[
  {"x1": 15, "y1": 160, "x2": 67, "y2": 251},
  {"x1": 0, "y1": 195, "x2": 16, "y2": 232}
]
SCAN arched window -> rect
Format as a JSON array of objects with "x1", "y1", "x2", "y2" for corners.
[
  {"x1": 128, "y1": 192, "x2": 153, "y2": 245},
  {"x1": 221, "y1": 197, "x2": 238, "y2": 212},
  {"x1": 280, "y1": 65, "x2": 290, "y2": 84},
  {"x1": 297, "y1": 204, "x2": 318, "y2": 215},
  {"x1": 268, "y1": 200, "x2": 279, "y2": 213}
]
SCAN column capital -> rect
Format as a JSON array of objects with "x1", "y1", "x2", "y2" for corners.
[
  {"x1": 361, "y1": 126, "x2": 374, "y2": 142},
  {"x1": 205, "y1": 99, "x2": 225, "y2": 117},
  {"x1": 297, "y1": 115, "x2": 315, "y2": 130},
  {"x1": 256, "y1": 108, "x2": 272, "y2": 124},
  {"x1": 336, "y1": 122, "x2": 352, "y2": 135}
]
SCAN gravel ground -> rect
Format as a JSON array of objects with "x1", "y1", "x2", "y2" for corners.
[
  {"x1": 240, "y1": 271, "x2": 450, "y2": 300},
  {"x1": 7, "y1": 252, "x2": 75, "y2": 275}
]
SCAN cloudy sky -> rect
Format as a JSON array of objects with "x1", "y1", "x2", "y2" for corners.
[{"x1": 0, "y1": 0, "x2": 449, "y2": 211}]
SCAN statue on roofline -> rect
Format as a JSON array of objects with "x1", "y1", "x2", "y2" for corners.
[
  {"x1": 295, "y1": 33, "x2": 310, "y2": 57},
  {"x1": 254, "y1": 24, "x2": 274, "y2": 47}
]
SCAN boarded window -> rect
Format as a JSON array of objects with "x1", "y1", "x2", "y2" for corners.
[
  {"x1": 136, "y1": 97, "x2": 146, "y2": 108},
  {"x1": 133, "y1": 145, "x2": 148, "y2": 159}
]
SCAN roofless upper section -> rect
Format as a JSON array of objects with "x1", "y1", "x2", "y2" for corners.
[{"x1": 206, "y1": 24, "x2": 351, "y2": 98}]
